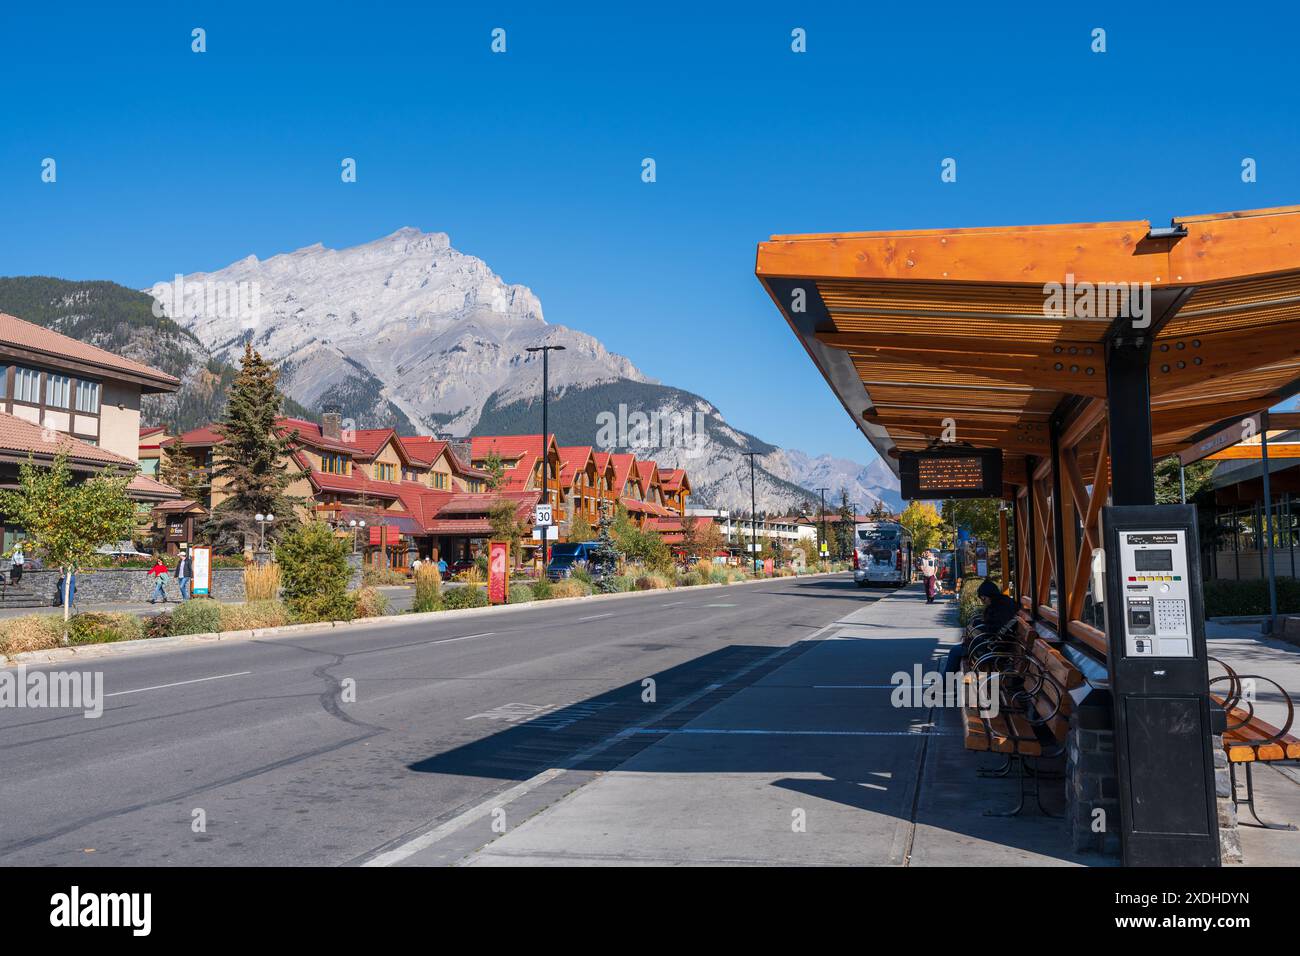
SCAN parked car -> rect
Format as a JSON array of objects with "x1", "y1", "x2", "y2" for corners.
[
  {"x1": 447, "y1": 558, "x2": 477, "y2": 577},
  {"x1": 546, "y1": 542, "x2": 598, "y2": 580}
]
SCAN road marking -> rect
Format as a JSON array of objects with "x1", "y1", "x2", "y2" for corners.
[
  {"x1": 575, "y1": 613, "x2": 615, "y2": 622},
  {"x1": 105, "y1": 671, "x2": 252, "y2": 698},
  {"x1": 364, "y1": 610, "x2": 859, "y2": 867},
  {"x1": 428, "y1": 632, "x2": 495, "y2": 646},
  {"x1": 627, "y1": 728, "x2": 955, "y2": 737},
  {"x1": 815, "y1": 684, "x2": 909, "y2": 689}
]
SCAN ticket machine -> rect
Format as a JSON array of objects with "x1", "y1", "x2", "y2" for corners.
[{"x1": 1102, "y1": 504, "x2": 1220, "y2": 866}]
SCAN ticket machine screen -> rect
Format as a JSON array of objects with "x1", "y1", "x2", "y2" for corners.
[{"x1": 1118, "y1": 530, "x2": 1192, "y2": 658}]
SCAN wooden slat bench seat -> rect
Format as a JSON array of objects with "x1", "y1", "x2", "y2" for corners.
[
  {"x1": 1209, "y1": 682, "x2": 1299, "y2": 830},
  {"x1": 961, "y1": 634, "x2": 1084, "y2": 816}
]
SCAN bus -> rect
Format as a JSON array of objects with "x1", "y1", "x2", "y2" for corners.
[{"x1": 853, "y1": 521, "x2": 913, "y2": 587}]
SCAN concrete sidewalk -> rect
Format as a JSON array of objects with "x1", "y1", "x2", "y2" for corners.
[
  {"x1": 437, "y1": 585, "x2": 1300, "y2": 867},
  {"x1": 442, "y1": 586, "x2": 1081, "y2": 866}
]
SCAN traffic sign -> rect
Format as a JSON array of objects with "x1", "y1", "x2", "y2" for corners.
[
  {"x1": 532, "y1": 525, "x2": 559, "y2": 540},
  {"x1": 534, "y1": 503, "x2": 552, "y2": 526}
]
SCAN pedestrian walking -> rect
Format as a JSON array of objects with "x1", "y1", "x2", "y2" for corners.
[
  {"x1": 10, "y1": 542, "x2": 25, "y2": 585},
  {"x1": 177, "y1": 549, "x2": 194, "y2": 601},
  {"x1": 148, "y1": 555, "x2": 171, "y2": 603},
  {"x1": 921, "y1": 551, "x2": 938, "y2": 604}
]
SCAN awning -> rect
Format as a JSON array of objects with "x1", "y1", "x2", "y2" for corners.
[{"x1": 757, "y1": 205, "x2": 1300, "y2": 490}]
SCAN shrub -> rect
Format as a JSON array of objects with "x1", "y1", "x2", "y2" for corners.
[
  {"x1": 413, "y1": 563, "x2": 442, "y2": 613},
  {"x1": 508, "y1": 583, "x2": 535, "y2": 604},
  {"x1": 442, "y1": 586, "x2": 489, "y2": 610},
  {"x1": 291, "y1": 590, "x2": 357, "y2": 624},
  {"x1": 570, "y1": 564, "x2": 593, "y2": 585},
  {"x1": 352, "y1": 586, "x2": 391, "y2": 619},
  {"x1": 551, "y1": 579, "x2": 592, "y2": 599},
  {"x1": 611, "y1": 575, "x2": 636, "y2": 592},
  {"x1": 531, "y1": 576, "x2": 553, "y2": 601},
  {"x1": 244, "y1": 562, "x2": 281, "y2": 602},
  {"x1": 958, "y1": 578, "x2": 987, "y2": 626},
  {"x1": 0, "y1": 614, "x2": 65, "y2": 655},
  {"x1": 144, "y1": 611, "x2": 174, "y2": 640},
  {"x1": 1203, "y1": 577, "x2": 1300, "y2": 618},
  {"x1": 633, "y1": 572, "x2": 672, "y2": 591},
  {"x1": 170, "y1": 598, "x2": 224, "y2": 635},
  {"x1": 276, "y1": 520, "x2": 353, "y2": 622},
  {"x1": 219, "y1": 600, "x2": 291, "y2": 631},
  {"x1": 362, "y1": 567, "x2": 407, "y2": 587},
  {"x1": 68, "y1": 612, "x2": 144, "y2": 645},
  {"x1": 709, "y1": 568, "x2": 728, "y2": 585},
  {"x1": 459, "y1": 564, "x2": 485, "y2": 585}
]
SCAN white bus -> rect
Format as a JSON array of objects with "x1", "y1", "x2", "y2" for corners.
[{"x1": 853, "y1": 521, "x2": 913, "y2": 587}]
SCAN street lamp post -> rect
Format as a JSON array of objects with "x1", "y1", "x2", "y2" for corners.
[
  {"x1": 816, "y1": 487, "x2": 829, "y2": 560},
  {"x1": 742, "y1": 452, "x2": 760, "y2": 572},
  {"x1": 525, "y1": 344, "x2": 566, "y2": 574},
  {"x1": 254, "y1": 512, "x2": 274, "y2": 551},
  {"x1": 348, "y1": 518, "x2": 366, "y2": 554}
]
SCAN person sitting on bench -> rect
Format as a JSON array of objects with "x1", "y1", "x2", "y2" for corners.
[{"x1": 946, "y1": 579, "x2": 1018, "y2": 673}]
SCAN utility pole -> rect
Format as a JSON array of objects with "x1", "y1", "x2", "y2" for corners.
[
  {"x1": 742, "y1": 452, "x2": 760, "y2": 571},
  {"x1": 525, "y1": 344, "x2": 566, "y2": 574},
  {"x1": 816, "y1": 487, "x2": 830, "y2": 560}
]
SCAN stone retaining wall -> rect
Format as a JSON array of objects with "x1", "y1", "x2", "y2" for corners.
[{"x1": 19, "y1": 568, "x2": 247, "y2": 606}]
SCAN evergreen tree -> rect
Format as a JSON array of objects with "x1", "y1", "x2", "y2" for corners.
[
  {"x1": 834, "y1": 488, "x2": 855, "y2": 560},
  {"x1": 158, "y1": 439, "x2": 208, "y2": 502},
  {"x1": 205, "y1": 344, "x2": 304, "y2": 552},
  {"x1": 482, "y1": 451, "x2": 507, "y2": 490}
]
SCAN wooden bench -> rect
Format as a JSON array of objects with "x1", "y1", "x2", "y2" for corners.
[
  {"x1": 962, "y1": 637, "x2": 1084, "y2": 816},
  {"x1": 1209, "y1": 667, "x2": 1299, "y2": 830}
]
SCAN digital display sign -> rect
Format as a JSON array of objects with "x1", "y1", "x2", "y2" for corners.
[{"x1": 899, "y1": 448, "x2": 1002, "y2": 500}]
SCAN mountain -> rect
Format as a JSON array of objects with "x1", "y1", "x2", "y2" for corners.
[
  {"x1": 0, "y1": 276, "x2": 315, "y2": 433},
  {"x1": 766, "y1": 449, "x2": 903, "y2": 513},
  {"x1": 141, "y1": 228, "x2": 898, "y2": 511}
]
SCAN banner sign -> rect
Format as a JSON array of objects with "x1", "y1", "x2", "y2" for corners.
[
  {"x1": 192, "y1": 545, "x2": 211, "y2": 596},
  {"x1": 488, "y1": 540, "x2": 509, "y2": 605}
]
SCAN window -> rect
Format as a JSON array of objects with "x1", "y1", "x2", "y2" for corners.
[
  {"x1": 322, "y1": 453, "x2": 350, "y2": 475},
  {"x1": 14, "y1": 367, "x2": 40, "y2": 404},
  {"x1": 46, "y1": 374, "x2": 71, "y2": 409},
  {"x1": 375, "y1": 463, "x2": 396, "y2": 482},
  {"x1": 469, "y1": 479, "x2": 483, "y2": 493},
  {"x1": 75, "y1": 379, "x2": 101, "y2": 413},
  {"x1": 433, "y1": 471, "x2": 447, "y2": 490},
  {"x1": 0, "y1": 365, "x2": 7, "y2": 399}
]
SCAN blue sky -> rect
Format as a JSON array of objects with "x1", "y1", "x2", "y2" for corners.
[{"x1": 2, "y1": 2, "x2": 1299, "y2": 461}]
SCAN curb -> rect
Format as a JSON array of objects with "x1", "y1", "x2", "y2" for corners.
[{"x1": 0, "y1": 570, "x2": 850, "y2": 668}]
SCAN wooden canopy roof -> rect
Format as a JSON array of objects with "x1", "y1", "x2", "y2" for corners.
[{"x1": 757, "y1": 205, "x2": 1300, "y2": 491}]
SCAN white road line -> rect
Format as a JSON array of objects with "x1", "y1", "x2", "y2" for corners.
[
  {"x1": 105, "y1": 671, "x2": 252, "y2": 698},
  {"x1": 627, "y1": 728, "x2": 955, "y2": 737},
  {"x1": 365, "y1": 610, "x2": 857, "y2": 867},
  {"x1": 428, "y1": 632, "x2": 495, "y2": 646},
  {"x1": 575, "y1": 613, "x2": 615, "y2": 622},
  {"x1": 815, "y1": 684, "x2": 911, "y2": 689}
]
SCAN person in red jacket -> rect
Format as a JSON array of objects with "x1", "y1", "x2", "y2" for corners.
[{"x1": 148, "y1": 555, "x2": 171, "y2": 603}]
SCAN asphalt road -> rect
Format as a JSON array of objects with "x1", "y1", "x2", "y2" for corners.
[{"x1": 0, "y1": 574, "x2": 884, "y2": 866}]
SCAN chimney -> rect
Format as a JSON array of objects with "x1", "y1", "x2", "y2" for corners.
[
  {"x1": 321, "y1": 404, "x2": 343, "y2": 441},
  {"x1": 448, "y1": 437, "x2": 473, "y2": 467}
]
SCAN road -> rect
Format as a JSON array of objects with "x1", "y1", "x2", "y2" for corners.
[{"x1": 0, "y1": 574, "x2": 882, "y2": 865}]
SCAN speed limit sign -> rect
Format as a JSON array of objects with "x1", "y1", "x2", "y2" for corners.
[{"x1": 534, "y1": 503, "x2": 553, "y2": 526}]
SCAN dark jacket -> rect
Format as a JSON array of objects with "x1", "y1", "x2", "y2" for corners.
[{"x1": 982, "y1": 592, "x2": 1018, "y2": 635}]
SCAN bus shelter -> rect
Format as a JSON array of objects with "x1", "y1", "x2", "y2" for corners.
[{"x1": 757, "y1": 204, "x2": 1300, "y2": 865}]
